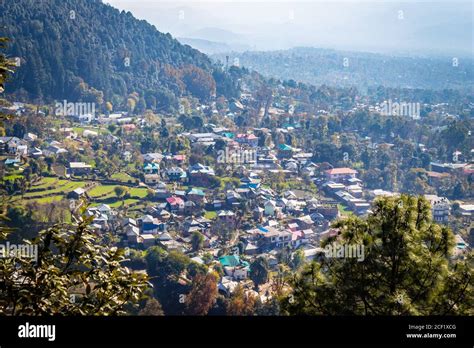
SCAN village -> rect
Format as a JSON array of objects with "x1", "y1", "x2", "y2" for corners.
[{"x1": 1, "y1": 91, "x2": 472, "y2": 303}]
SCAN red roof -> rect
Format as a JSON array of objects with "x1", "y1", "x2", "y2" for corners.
[
  {"x1": 166, "y1": 196, "x2": 184, "y2": 205},
  {"x1": 325, "y1": 167, "x2": 358, "y2": 175}
]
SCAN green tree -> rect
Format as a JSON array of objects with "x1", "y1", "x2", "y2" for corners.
[
  {"x1": 282, "y1": 195, "x2": 473, "y2": 315},
  {"x1": 290, "y1": 249, "x2": 305, "y2": 271},
  {"x1": 114, "y1": 185, "x2": 128, "y2": 203},
  {"x1": 0, "y1": 213, "x2": 149, "y2": 315},
  {"x1": 191, "y1": 231, "x2": 204, "y2": 251},
  {"x1": 249, "y1": 257, "x2": 269, "y2": 289}
]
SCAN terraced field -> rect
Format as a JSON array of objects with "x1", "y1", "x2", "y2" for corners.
[{"x1": 12, "y1": 177, "x2": 149, "y2": 210}]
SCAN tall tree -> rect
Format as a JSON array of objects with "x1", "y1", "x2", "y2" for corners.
[
  {"x1": 184, "y1": 273, "x2": 218, "y2": 315},
  {"x1": 282, "y1": 195, "x2": 472, "y2": 315},
  {"x1": 249, "y1": 257, "x2": 269, "y2": 289}
]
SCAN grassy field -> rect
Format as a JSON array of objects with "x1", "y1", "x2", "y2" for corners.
[
  {"x1": 338, "y1": 204, "x2": 354, "y2": 216},
  {"x1": 111, "y1": 172, "x2": 134, "y2": 183},
  {"x1": 88, "y1": 184, "x2": 116, "y2": 197},
  {"x1": 10, "y1": 176, "x2": 151, "y2": 213},
  {"x1": 23, "y1": 180, "x2": 84, "y2": 198},
  {"x1": 31, "y1": 177, "x2": 58, "y2": 188},
  {"x1": 204, "y1": 211, "x2": 217, "y2": 219}
]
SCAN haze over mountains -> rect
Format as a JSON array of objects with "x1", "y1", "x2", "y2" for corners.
[
  {"x1": 107, "y1": 0, "x2": 473, "y2": 57},
  {"x1": 105, "y1": 0, "x2": 473, "y2": 91},
  {"x1": 212, "y1": 47, "x2": 474, "y2": 91}
]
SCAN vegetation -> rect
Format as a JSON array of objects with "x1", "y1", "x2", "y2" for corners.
[
  {"x1": 1, "y1": 0, "x2": 240, "y2": 110},
  {"x1": 0, "y1": 212, "x2": 150, "y2": 315},
  {"x1": 281, "y1": 196, "x2": 473, "y2": 315}
]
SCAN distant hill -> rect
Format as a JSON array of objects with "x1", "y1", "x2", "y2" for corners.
[
  {"x1": 186, "y1": 27, "x2": 244, "y2": 44},
  {"x1": 212, "y1": 47, "x2": 474, "y2": 91},
  {"x1": 0, "y1": 0, "x2": 240, "y2": 110},
  {"x1": 177, "y1": 38, "x2": 233, "y2": 54}
]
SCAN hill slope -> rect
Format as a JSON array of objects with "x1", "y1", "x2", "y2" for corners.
[{"x1": 0, "y1": 0, "x2": 239, "y2": 110}]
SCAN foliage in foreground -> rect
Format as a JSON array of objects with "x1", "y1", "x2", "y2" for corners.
[
  {"x1": 0, "y1": 211, "x2": 150, "y2": 315},
  {"x1": 282, "y1": 195, "x2": 473, "y2": 315}
]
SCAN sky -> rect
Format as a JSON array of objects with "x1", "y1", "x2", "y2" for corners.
[{"x1": 105, "y1": 0, "x2": 474, "y2": 57}]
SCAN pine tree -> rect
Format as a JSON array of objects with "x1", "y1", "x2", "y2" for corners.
[{"x1": 282, "y1": 195, "x2": 472, "y2": 315}]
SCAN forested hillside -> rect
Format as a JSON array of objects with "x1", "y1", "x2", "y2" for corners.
[{"x1": 0, "y1": 0, "x2": 240, "y2": 111}]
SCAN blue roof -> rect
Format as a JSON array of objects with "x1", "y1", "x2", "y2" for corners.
[
  {"x1": 188, "y1": 188, "x2": 205, "y2": 196},
  {"x1": 144, "y1": 162, "x2": 159, "y2": 170},
  {"x1": 5, "y1": 158, "x2": 20, "y2": 165},
  {"x1": 278, "y1": 144, "x2": 293, "y2": 151}
]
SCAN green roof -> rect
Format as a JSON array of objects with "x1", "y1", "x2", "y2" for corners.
[
  {"x1": 188, "y1": 187, "x2": 205, "y2": 196},
  {"x1": 278, "y1": 144, "x2": 293, "y2": 151},
  {"x1": 222, "y1": 132, "x2": 235, "y2": 138},
  {"x1": 219, "y1": 255, "x2": 249, "y2": 268}
]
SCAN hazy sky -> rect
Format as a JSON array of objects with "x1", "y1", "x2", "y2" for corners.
[{"x1": 106, "y1": 0, "x2": 473, "y2": 56}]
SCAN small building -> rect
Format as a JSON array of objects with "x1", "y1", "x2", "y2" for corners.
[{"x1": 69, "y1": 162, "x2": 92, "y2": 175}]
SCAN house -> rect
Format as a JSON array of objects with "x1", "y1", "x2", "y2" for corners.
[
  {"x1": 139, "y1": 215, "x2": 163, "y2": 234},
  {"x1": 142, "y1": 153, "x2": 163, "y2": 163},
  {"x1": 4, "y1": 157, "x2": 21, "y2": 167},
  {"x1": 458, "y1": 204, "x2": 474, "y2": 222},
  {"x1": 58, "y1": 127, "x2": 76, "y2": 139},
  {"x1": 122, "y1": 124, "x2": 136, "y2": 132},
  {"x1": 264, "y1": 200, "x2": 277, "y2": 216},
  {"x1": 124, "y1": 218, "x2": 140, "y2": 244},
  {"x1": 453, "y1": 234, "x2": 468, "y2": 256},
  {"x1": 425, "y1": 195, "x2": 450, "y2": 223},
  {"x1": 427, "y1": 171, "x2": 450, "y2": 186},
  {"x1": 0, "y1": 137, "x2": 25, "y2": 155},
  {"x1": 43, "y1": 145, "x2": 68, "y2": 157},
  {"x1": 325, "y1": 168, "x2": 358, "y2": 182},
  {"x1": 155, "y1": 183, "x2": 171, "y2": 200},
  {"x1": 277, "y1": 144, "x2": 294, "y2": 158},
  {"x1": 186, "y1": 187, "x2": 206, "y2": 203},
  {"x1": 97, "y1": 203, "x2": 112, "y2": 216},
  {"x1": 217, "y1": 210, "x2": 235, "y2": 223},
  {"x1": 226, "y1": 190, "x2": 242, "y2": 207},
  {"x1": 171, "y1": 154, "x2": 186, "y2": 164},
  {"x1": 69, "y1": 162, "x2": 92, "y2": 175},
  {"x1": 188, "y1": 163, "x2": 215, "y2": 185},
  {"x1": 144, "y1": 173, "x2": 161, "y2": 185},
  {"x1": 235, "y1": 133, "x2": 258, "y2": 147},
  {"x1": 184, "y1": 200, "x2": 199, "y2": 215},
  {"x1": 166, "y1": 196, "x2": 185, "y2": 213},
  {"x1": 303, "y1": 247, "x2": 326, "y2": 262},
  {"x1": 68, "y1": 187, "x2": 86, "y2": 199},
  {"x1": 140, "y1": 234, "x2": 156, "y2": 248},
  {"x1": 23, "y1": 133, "x2": 38, "y2": 142},
  {"x1": 218, "y1": 277, "x2": 239, "y2": 296},
  {"x1": 253, "y1": 207, "x2": 264, "y2": 221},
  {"x1": 28, "y1": 147, "x2": 43, "y2": 157},
  {"x1": 219, "y1": 255, "x2": 250, "y2": 280},
  {"x1": 258, "y1": 228, "x2": 293, "y2": 250},
  {"x1": 166, "y1": 167, "x2": 187, "y2": 182},
  {"x1": 143, "y1": 162, "x2": 159, "y2": 175},
  {"x1": 83, "y1": 129, "x2": 98, "y2": 137}
]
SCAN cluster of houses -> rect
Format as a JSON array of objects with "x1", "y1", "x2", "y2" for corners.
[{"x1": 1, "y1": 98, "x2": 472, "y2": 299}]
